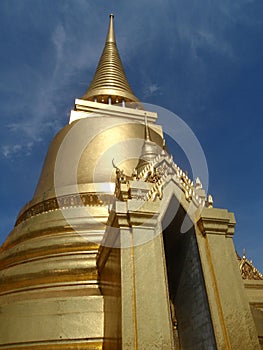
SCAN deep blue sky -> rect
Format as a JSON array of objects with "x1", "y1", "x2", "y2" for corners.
[{"x1": 0, "y1": 1, "x2": 262, "y2": 271}]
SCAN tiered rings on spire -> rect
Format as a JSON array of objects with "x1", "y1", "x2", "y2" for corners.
[{"x1": 82, "y1": 14, "x2": 140, "y2": 106}]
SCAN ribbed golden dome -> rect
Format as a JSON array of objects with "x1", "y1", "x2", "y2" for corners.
[{"x1": 82, "y1": 14, "x2": 139, "y2": 105}]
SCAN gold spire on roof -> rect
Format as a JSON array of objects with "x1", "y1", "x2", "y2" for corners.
[
  {"x1": 144, "y1": 113, "x2": 151, "y2": 141},
  {"x1": 82, "y1": 14, "x2": 140, "y2": 106}
]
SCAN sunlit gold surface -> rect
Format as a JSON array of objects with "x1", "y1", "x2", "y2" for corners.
[
  {"x1": 197, "y1": 208, "x2": 261, "y2": 349},
  {"x1": 0, "y1": 342, "x2": 103, "y2": 350},
  {"x1": 0, "y1": 203, "x2": 106, "y2": 348},
  {"x1": 32, "y1": 116, "x2": 163, "y2": 205},
  {"x1": 97, "y1": 200, "x2": 175, "y2": 349},
  {"x1": 82, "y1": 14, "x2": 139, "y2": 105}
]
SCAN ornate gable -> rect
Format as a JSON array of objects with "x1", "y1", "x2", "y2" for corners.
[
  {"x1": 239, "y1": 256, "x2": 263, "y2": 280},
  {"x1": 114, "y1": 148, "x2": 213, "y2": 208}
]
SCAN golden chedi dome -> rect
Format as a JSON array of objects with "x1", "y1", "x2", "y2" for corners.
[{"x1": 0, "y1": 14, "x2": 163, "y2": 349}]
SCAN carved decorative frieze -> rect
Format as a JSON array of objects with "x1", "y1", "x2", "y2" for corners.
[{"x1": 15, "y1": 193, "x2": 112, "y2": 226}]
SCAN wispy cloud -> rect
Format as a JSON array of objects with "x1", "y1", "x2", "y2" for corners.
[
  {"x1": 1, "y1": 24, "x2": 71, "y2": 159},
  {"x1": 143, "y1": 83, "x2": 162, "y2": 99},
  {"x1": 1, "y1": 143, "x2": 32, "y2": 159},
  {"x1": 2, "y1": 144, "x2": 21, "y2": 158},
  {"x1": 1, "y1": 12, "x2": 104, "y2": 161},
  {"x1": 52, "y1": 24, "x2": 66, "y2": 68}
]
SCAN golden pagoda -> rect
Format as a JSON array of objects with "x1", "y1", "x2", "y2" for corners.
[{"x1": 0, "y1": 14, "x2": 262, "y2": 350}]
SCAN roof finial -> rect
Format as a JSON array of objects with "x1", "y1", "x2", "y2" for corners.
[
  {"x1": 243, "y1": 248, "x2": 246, "y2": 258},
  {"x1": 106, "y1": 14, "x2": 116, "y2": 43},
  {"x1": 144, "y1": 113, "x2": 150, "y2": 141},
  {"x1": 207, "y1": 194, "x2": 213, "y2": 208}
]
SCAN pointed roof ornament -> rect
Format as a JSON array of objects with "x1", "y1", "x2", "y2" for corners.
[
  {"x1": 82, "y1": 14, "x2": 140, "y2": 107},
  {"x1": 144, "y1": 113, "x2": 151, "y2": 141},
  {"x1": 136, "y1": 114, "x2": 159, "y2": 171},
  {"x1": 106, "y1": 13, "x2": 116, "y2": 43}
]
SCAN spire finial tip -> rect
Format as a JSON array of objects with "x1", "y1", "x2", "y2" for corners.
[{"x1": 106, "y1": 13, "x2": 115, "y2": 43}]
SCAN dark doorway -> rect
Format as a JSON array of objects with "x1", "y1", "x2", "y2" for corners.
[{"x1": 162, "y1": 196, "x2": 216, "y2": 349}]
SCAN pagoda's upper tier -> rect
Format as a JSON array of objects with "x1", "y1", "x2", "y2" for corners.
[{"x1": 82, "y1": 14, "x2": 139, "y2": 106}]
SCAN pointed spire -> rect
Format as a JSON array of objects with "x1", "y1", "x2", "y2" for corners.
[
  {"x1": 82, "y1": 14, "x2": 140, "y2": 106},
  {"x1": 144, "y1": 113, "x2": 150, "y2": 141},
  {"x1": 136, "y1": 115, "x2": 159, "y2": 172},
  {"x1": 106, "y1": 14, "x2": 115, "y2": 43}
]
